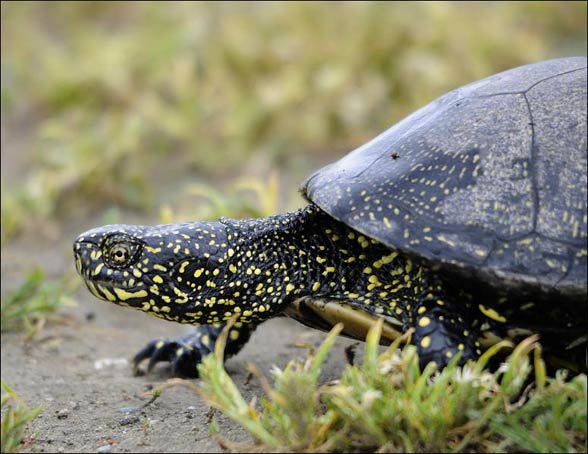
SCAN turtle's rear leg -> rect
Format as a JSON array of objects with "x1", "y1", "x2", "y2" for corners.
[
  {"x1": 133, "y1": 322, "x2": 256, "y2": 377},
  {"x1": 410, "y1": 293, "x2": 482, "y2": 370}
]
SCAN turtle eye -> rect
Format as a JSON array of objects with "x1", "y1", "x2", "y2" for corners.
[
  {"x1": 111, "y1": 244, "x2": 131, "y2": 264},
  {"x1": 103, "y1": 235, "x2": 142, "y2": 269}
]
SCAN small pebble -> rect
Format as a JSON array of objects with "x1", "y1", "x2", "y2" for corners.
[
  {"x1": 120, "y1": 415, "x2": 140, "y2": 426},
  {"x1": 97, "y1": 444, "x2": 112, "y2": 453}
]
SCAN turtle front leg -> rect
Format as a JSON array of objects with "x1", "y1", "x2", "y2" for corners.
[
  {"x1": 133, "y1": 322, "x2": 256, "y2": 377},
  {"x1": 409, "y1": 293, "x2": 481, "y2": 370}
]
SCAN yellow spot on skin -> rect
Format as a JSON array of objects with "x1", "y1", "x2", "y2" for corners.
[
  {"x1": 98, "y1": 286, "x2": 116, "y2": 302},
  {"x1": 436, "y1": 299, "x2": 444, "y2": 306},
  {"x1": 383, "y1": 217, "x2": 391, "y2": 228},
  {"x1": 420, "y1": 336, "x2": 431, "y2": 348},
  {"x1": 478, "y1": 304, "x2": 507, "y2": 323},
  {"x1": 113, "y1": 288, "x2": 148, "y2": 301},
  {"x1": 312, "y1": 282, "x2": 321, "y2": 292},
  {"x1": 419, "y1": 317, "x2": 431, "y2": 327},
  {"x1": 153, "y1": 275, "x2": 163, "y2": 284},
  {"x1": 458, "y1": 343, "x2": 464, "y2": 351},
  {"x1": 405, "y1": 260, "x2": 413, "y2": 273},
  {"x1": 154, "y1": 264, "x2": 167, "y2": 272},
  {"x1": 132, "y1": 268, "x2": 142, "y2": 278},
  {"x1": 194, "y1": 269, "x2": 204, "y2": 278},
  {"x1": 286, "y1": 284, "x2": 295, "y2": 293},
  {"x1": 230, "y1": 330, "x2": 240, "y2": 340},
  {"x1": 445, "y1": 350, "x2": 453, "y2": 358},
  {"x1": 229, "y1": 264, "x2": 237, "y2": 273},
  {"x1": 368, "y1": 275, "x2": 380, "y2": 284},
  {"x1": 92, "y1": 263, "x2": 104, "y2": 276},
  {"x1": 417, "y1": 306, "x2": 427, "y2": 314},
  {"x1": 316, "y1": 257, "x2": 326, "y2": 264}
]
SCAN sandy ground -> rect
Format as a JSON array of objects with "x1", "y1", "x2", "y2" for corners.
[{"x1": 1, "y1": 231, "x2": 358, "y2": 453}]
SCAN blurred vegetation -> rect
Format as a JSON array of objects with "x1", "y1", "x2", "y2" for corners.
[
  {"x1": 0, "y1": 266, "x2": 77, "y2": 335},
  {"x1": 1, "y1": 1, "x2": 587, "y2": 243},
  {"x1": 1, "y1": 382, "x2": 43, "y2": 453},
  {"x1": 189, "y1": 321, "x2": 587, "y2": 453},
  {"x1": 162, "y1": 171, "x2": 284, "y2": 222}
]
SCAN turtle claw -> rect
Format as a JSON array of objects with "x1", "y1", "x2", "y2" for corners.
[
  {"x1": 133, "y1": 337, "x2": 203, "y2": 378},
  {"x1": 132, "y1": 324, "x2": 255, "y2": 377}
]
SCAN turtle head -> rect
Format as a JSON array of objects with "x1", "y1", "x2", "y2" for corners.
[{"x1": 73, "y1": 221, "x2": 233, "y2": 324}]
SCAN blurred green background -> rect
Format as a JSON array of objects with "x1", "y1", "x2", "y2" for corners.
[{"x1": 1, "y1": 1, "x2": 587, "y2": 247}]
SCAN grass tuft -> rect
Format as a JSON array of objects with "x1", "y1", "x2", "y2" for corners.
[
  {"x1": 0, "y1": 382, "x2": 43, "y2": 453},
  {"x1": 195, "y1": 321, "x2": 587, "y2": 453},
  {"x1": 0, "y1": 267, "x2": 77, "y2": 335}
]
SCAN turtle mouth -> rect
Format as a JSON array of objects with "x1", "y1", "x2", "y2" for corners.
[{"x1": 81, "y1": 276, "x2": 148, "y2": 305}]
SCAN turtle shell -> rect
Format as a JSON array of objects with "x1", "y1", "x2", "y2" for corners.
[{"x1": 302, "y1": 57, "x2": 587, "y2": 299}]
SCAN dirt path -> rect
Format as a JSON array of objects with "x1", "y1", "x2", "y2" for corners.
[{"x1": 1, "y1": 246, "x2": 356, "y2": 453}]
